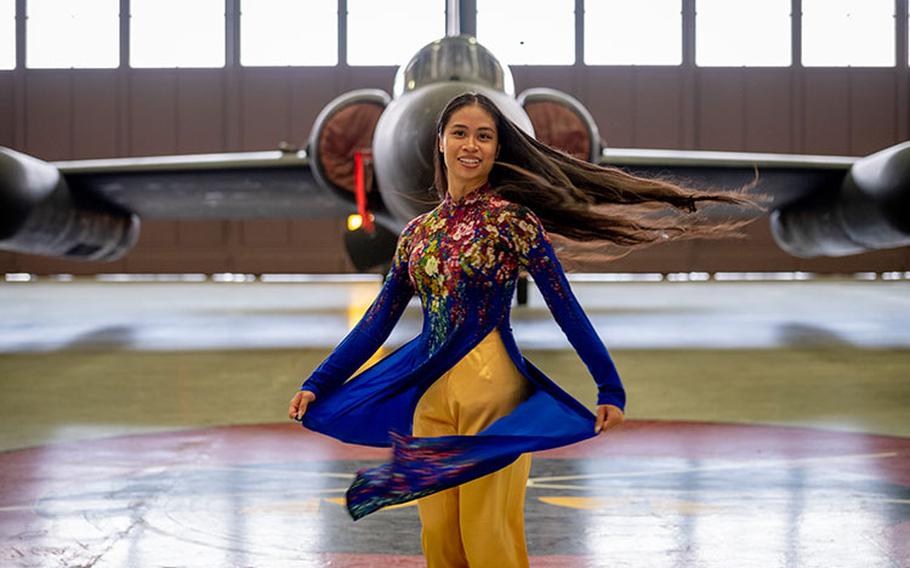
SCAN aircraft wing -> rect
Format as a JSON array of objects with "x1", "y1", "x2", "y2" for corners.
[
  {"x1": 600, "y1": 147, "x2": 854, "y2": 214},
  {"x1": 52, "y1": 150, "x2": 351, "y2": 219}
]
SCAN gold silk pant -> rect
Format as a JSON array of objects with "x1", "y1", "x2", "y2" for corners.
[{"x1": 413, "y1": 329, "x2": 533, "y2": 568}]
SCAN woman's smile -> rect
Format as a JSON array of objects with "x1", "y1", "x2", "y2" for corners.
[{"x1": 457, "y1": 156, "x2": 481, "y2": 168}]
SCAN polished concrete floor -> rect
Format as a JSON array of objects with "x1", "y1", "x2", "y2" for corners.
[{"x1": 0, "y1": 277, "x2": 908, "y2": 567}]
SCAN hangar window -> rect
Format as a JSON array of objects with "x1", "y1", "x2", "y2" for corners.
[
  {"x1": 802, "y1": 0, "x2": 895, "y2": 67},
  {"x1": 131, "y1": 0, "x2": 224, "y2": 68},
  {"x1": 584, "y1": 0, "x2": 682, "y2": 65},
  {"x1": 241, "y1": 0, "x2": 337, "y2": 66},
  {"x1": 347, "y1": 0, "x2": 443, "y2": 65},
  {"x1": 696, "y1": 0, "x2": 791, "y2": 66},
  {"x1": 26, "y1": 0, "x2": 119, "y2": 68},
  {"x1": 477, "y1": 0, "x2": 575, "y2": 65},
  {"x1": 0, "y1": 0, "x2": 13, "y2": 70}
]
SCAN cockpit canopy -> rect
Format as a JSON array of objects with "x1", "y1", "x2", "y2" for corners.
[{"x1": 393, "y1": 35, "x2": 515, "y2": 98}]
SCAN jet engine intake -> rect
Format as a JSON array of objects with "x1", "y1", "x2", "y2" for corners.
[
  {"x1": 517, "y1": 87, "x2": 602, "y2": 163},
  {"x1": 308, "y1": 89, "x2": 390, "y2": 204}
]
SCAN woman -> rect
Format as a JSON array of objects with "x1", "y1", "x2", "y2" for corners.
[{"x1": 288, "y1": 92, "x2": 762, "y2": 567}]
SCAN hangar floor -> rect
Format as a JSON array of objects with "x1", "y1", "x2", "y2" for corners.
[{"x1": 0, "y1": 277, "x2": 908, "y2": 567}]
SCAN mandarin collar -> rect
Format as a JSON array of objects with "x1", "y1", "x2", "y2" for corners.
[{"x1": 441, "y1": 182, "x2": 494, "y2": 209}]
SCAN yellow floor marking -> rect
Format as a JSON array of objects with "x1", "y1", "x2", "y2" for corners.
[
  {"x1": 0, "y1": 505, "x2": 33, "y2": 513},
  {"x1": 538, "y1": 496, "x2": 622, "y2": 510},
  {"x1": 650, "y1": 498, "x2": 723, "y2": 515},
  {"x1": 538, "y1": 496, "x2": 723, "y2": 514}
]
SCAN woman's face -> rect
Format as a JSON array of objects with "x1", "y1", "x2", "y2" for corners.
[{"x1": 438, "y1": 104, "x2": 499, "y2": 191}]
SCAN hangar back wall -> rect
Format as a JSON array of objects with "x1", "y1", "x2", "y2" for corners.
[{"x1": 1, "y1": 64, "x2": 909, "y2": 274}]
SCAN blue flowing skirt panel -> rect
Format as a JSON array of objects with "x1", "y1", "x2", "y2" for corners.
[{"x1": 302, "y1": 322, "x2": 597, "y2": 519}]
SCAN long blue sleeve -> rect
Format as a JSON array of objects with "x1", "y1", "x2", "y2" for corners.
[
  {"x1": 300, "y1": 219, "x2": 419, "y2": 399},
  {"x1": 507, "y1": 206, "x2": 626, "y2": 410}
]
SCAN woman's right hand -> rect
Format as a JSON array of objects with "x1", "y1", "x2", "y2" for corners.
[{"x1": 288, "y1": 390, "x2": 317, "y2": 421}]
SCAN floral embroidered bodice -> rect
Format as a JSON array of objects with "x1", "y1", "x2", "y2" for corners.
[{"x1": 406, "y1": 183, "x2": 541, "y2": 355}]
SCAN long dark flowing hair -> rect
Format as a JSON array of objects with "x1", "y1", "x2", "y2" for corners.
[{"x1": 433, "y1": 92, "x2": 769, "y2": 255}]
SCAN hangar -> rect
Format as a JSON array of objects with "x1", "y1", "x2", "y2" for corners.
[{"x1": 0, "y1": 1, "x2": 908, "y2": 566}]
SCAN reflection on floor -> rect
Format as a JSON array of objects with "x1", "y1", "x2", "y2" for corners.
[{"x1": 0, "y1": 279, "x2": 908, "y2": 567}]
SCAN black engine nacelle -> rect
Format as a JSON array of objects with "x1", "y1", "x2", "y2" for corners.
[
  {"x1": 771, "y1": 141, "x2": 910, "y2": 257},
  {"x1": 0, "y1": 147, "x2": 139, "y2": 261}
]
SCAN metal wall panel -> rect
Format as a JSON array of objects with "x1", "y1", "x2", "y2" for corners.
[
  {"x1": 796, "y1": 247, "x2": 908, "y2": 273},
  {"x1": 630, "y1": 68, "x2": 686, "y2": 149},
  {"x1": 598, "y1": 239, "x2": 697, "y2": 274},
  {"x1": 72, "y1": 71, "x2": 118, "y2": 159},
  {"x1": 12, "y1": 254, "x2": 127, "y2": 275},
  {"x1": 177, "y1": 71, "x2": 226, "y2": 153},
  {"x1": 136, "y1": 220, "x2": 179, "y2": 247},
  {"x1": 176, "y1": 220, "x2": 228, "y2": 248},
  {"x1": 512, "y1": 66, "x2": 577, "y2": 96},
  {"x1": 129, "y1": 71, "x2": 178, "y2": 155},
  {"x1": 293, "y1": 218, "x2": 352, "y2": 272},
  {"x1": 0, "y1": 251, "x2": 18, "y2": 272},
  {"x1": 25, "y1": 72, "x2": 72, "y2": 159},
  {"x1": 122, "y1": 249, "x2": 230, "y2": 274},
  {"x1": 849, "y1": 69, "x2": 898, "y2": 155},
  {"x1": 577, "y1": 68, "x2": 635, "y2": 147},
  {"x1": 743, "y1": 69, "x2": 793, "y2": 153},
  {"x1": 341, "y1": 67, "x2": 394, "y2": 93},
  {"x1": 289, "y1": 217, "x2": 344, "y2": 247},
  {"x1": 802, "y1": 69, "x2": 850, "y2": 155},
  {"x1": 697, "y1": 68, "x2": 745, "y2": 151},
  {"x1": 239, "y1": 68, "x2": 292, "y2": 151},
  {"x1": 240, "y1": 219, "x2": 290, "y2": 247},
  {"x1": 0, "y1": 75, "x2": 14, "y2": 147}
]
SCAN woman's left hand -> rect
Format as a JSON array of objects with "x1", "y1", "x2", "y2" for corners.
[{"x1": 595, "y1": 404, "x2": 624, "y2": 434}]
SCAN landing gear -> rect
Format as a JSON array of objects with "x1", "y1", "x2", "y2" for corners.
[{"x1": 516, "y1": 275, "x2": 528, "y2": 306}]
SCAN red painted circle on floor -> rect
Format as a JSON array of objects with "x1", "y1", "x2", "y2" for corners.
[{"x1": 1, "y1": 421, "x2": 907, "y2": 566}]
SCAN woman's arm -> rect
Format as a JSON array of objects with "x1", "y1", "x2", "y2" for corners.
[
  {"x1": 505, "y1": 205, "x2": 626, "y2": 411},
  {"x1": 298, "y1": 218, "x2": 420, "y2": 401}
]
